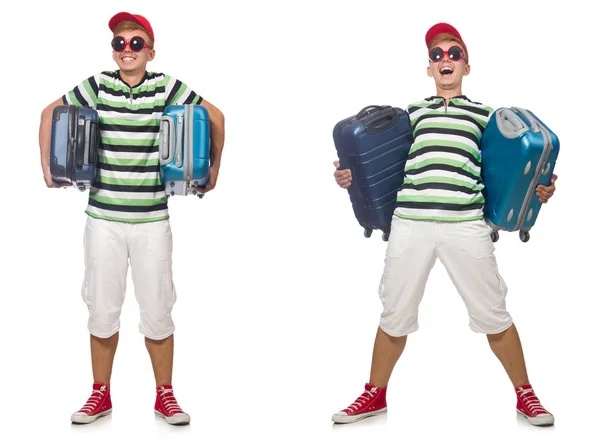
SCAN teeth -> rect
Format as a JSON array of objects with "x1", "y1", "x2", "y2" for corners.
[{"x1": 123, "y1": 57, "x2": 135, "y2": 61}]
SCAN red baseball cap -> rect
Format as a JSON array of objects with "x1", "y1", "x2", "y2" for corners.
[
  {"x1": 109, "y1": 12, "x2": 155, "y2": 42},
  {"x1": 425, "y1": 22, "x2": 467, "y2": 58}
]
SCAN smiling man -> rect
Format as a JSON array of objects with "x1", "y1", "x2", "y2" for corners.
[
  {"x1": 38, "y1": 12, "x2": 225, "y2": 425},
  {"x1": 331, "y1": 23, "x2": 557, "y2": 427}
]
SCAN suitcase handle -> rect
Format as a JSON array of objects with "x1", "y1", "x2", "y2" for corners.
[
  {"x1": 513, "y1": 107, "x2": 541, "y2": 133},
  {"x1": 338, "y1": 157, "x2": 365, "y2": 204},
  {"x1": 358, "y1": 105, "x2": 400, "y2": 134},
  {"x1": 75, "y1": 116, "x2": 85, "y2": 170},
  {"x1": 89, "y1": 121, "x2": 98, "y2": 164},
  {"x1": 356, "y1": 105, "x2": 384, "y2": 118},
  {"x1": 501, "y1": 109, "x2": 525, "y2": 131},
  {"x1": 84, "y1": 120, "x2": 98, "y2": 165},
  {"x1": 65, "y1": 105, "x2": 79, "y2": 183},
  {"x1": 159, "y1": 116, "x2": 176, "y2": 165}
]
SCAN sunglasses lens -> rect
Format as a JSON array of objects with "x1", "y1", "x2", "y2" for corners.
[
  {"x1": 111, "y1": 37, "x2": 125, "y2": 52},
  {"x1": 448, "y1": 46, "x2": 463, "y2": 60},
  {"x1": 429, "y1": 47, "x2": 443, "y2": 62},
  {"x1": 130, "y1": 37, "x2": 145, "y2": 52}
]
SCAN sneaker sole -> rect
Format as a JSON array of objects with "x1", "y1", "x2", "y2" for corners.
[
  {"x1": 332, "y1": 407, "x2": 387, "y2": 424},
  {"x1": 516, "y1": 409, "x2": 554, "y2": 426},
  {"x1": 154, "y1": 410, "x2": 191, "y2": 425},
  {"x1": 71, "y1": 409, "x2": 112, "y2": 424}
]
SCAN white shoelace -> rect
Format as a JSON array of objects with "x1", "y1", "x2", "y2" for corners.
[
  {"x1": 347, "y1": 389, "x2": 377, "y2": 413},
  {"x1": 518, "y1": 388, "x2": 547, "y2": 415},
  {"x1": 80, "y1": 387, "x2": 106, "y2": 414},
  {"x1": 158, "y1": 388, "x2": 183, "y2": 415}
]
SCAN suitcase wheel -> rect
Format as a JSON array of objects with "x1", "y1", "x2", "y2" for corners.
[
  {"x1": 382, "y1": 231, "x2": 390, "y2": 242},
  {"x1": 490, "y1": 231, "x2": 499, "y2": 243},
  {"x1": 363, "y1": 228, "x2": 373, "y2": 238},
  {"x1": 191, "y1": 186, "x2": 204, "y2": 199},
  {"x1": 519, "y1": 230, "x2": 530, "y2": 243},
  {"x1": 77, "y1": 183, "x2": 86, "y2": 192}
]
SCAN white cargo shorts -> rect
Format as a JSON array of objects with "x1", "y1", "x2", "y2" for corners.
[
  {"x1": 81, "y1": 216, "x2": 177, "y2": 340},
  {"x1": 378, "y1": 216, "x2": 513, "y2": 336}
]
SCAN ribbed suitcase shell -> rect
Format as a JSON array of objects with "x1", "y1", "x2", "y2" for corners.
[{"x1": 333, "y1": 105, "x2": 414, "y2": 240}]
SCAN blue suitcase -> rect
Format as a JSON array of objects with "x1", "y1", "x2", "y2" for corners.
[
  {"x1": 481, "y1": 107, "x2": 560, "y2": 243},
  {"x1": 333, "y1": 105, "x2": 414, "y2": 241},
  {"x1": 159, "y1": 104, "x2": 210, "y2": 198},
  {"x1": 50, "y1": 105, "x2": 99, "y2": 191}
]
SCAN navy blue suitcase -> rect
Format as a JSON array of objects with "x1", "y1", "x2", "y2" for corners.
[
  {"x1": 333, "y1": 105, "x2": 414, "y2": 241},
  {"x1": 50, "y1": 105, "x2": 99, "y2": 191}
]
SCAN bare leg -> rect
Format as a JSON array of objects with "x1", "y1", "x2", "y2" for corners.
[
  {"x1": 369, "y1": 327, "x2": 408, "y2": 388},
  {"x1": 145, "y1": 334, "x2": 174, "y2": 386},
  {"x1": 487, "y1": 323, "x2": 529, "y2": 387},
  {"x1": 91, "y1": 333, "x2": 119, "y2": 384}
]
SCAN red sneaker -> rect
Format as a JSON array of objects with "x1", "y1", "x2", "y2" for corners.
[
  {"x1": 71, "y1": 383, "x2": 112, "y2": 424},
  {"x1": 516, "y1": 384, "x2": 554, "y2": 426},
  {"x1": 332, "y1": 383, "x2": 387, "y2": 424},
  {"x1": 154, "y1": 384, "x2": 190, "y2": 425}
]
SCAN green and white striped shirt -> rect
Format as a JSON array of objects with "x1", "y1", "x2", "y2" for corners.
[
  {"x1": 63, "y1": 70, "x2": 203, "y2": 224},
  {"x1": 395, "y1": 96, "x2": 494, "y2": 222}
]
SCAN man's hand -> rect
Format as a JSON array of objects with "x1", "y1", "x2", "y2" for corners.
[
  {"x1": 536, "y1": 173, "x2": 557, "y2": 204},
  {"x1": 333, "y1": 160, "x2": 352, "y2": 189},
  {"x1": 193, "y1": 164, "x2": 220, "y2": 194},
  {"x1": 43, "y1": 168, "x2": 70, "y2": 189}
]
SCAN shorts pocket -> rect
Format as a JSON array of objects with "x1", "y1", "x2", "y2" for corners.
[
  {"x1": 459, "y1": 221, "x2": 495, "y2": 260},
  {"x1": 163, "y1": 272, "x2": 177, "y2": 308},
  {"x1": 81, "y1": 267, "x2": 95, "y2": 308},
  {"x1": 386, "y1": 217, "x2": 414, "y2": 258},
  {"x1": 485, "y1": 267, "x2": 508, "y2": 304},
  {"x1": 148, "y1": 233, "x2": 173, "y2": 262}
]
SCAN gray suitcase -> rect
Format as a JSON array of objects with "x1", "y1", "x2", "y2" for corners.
[{"x1": 50, "y1": 105, "x2": 99, "y2": 190}]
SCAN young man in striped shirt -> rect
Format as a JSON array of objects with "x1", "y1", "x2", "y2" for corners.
[
  {"x1": 331, "y1": 23, "x2": 558, "y2": 426},
  {"x1": 38, "y1": 12, "x2": 225, "y2": 425}
]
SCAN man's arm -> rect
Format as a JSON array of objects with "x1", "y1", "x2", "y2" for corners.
[
  {"x1": 163, "y1": 76, "x2": 224, "y2": 192},
  {"x1": 195, "y1": 99, "x2": 225, "y2": 193},
  {"x1": 39, "y1": 97, "x2": 67, "y2": 188},
  {"x1": 202, "y1": 99, "x2": 224, "y2": 167}
]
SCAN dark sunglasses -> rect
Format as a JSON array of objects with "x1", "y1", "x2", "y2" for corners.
[
  {"x1": 429, "y1": 46, "x2": 464, "y2": 62},
  {"x1": 111, "y1": 36, "x2": 146, "y2": 52}
]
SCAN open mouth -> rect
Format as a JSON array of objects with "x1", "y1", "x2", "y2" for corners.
[
  {"x1": 440, "y1": 66, "x2": 454, "y2": 76},
  {"x1": 121, "y1": 56, "x2": 136, "y2": 62}
]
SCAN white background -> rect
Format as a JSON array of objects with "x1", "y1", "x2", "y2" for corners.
[{"x1": 0, "y1": 0, "x2": 597, "y2": 445}]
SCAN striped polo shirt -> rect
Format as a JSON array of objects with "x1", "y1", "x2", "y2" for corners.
[
  {"x1": 395, "y1": 96, "x2": 494, "y2": 222},
  {"x1": 63, "y1": 70, "x2": 203, "y2": 224}
]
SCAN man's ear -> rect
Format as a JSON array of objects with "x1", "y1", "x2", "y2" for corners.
[
  {"x1": 427, "y1": 65, "x2": 433, "y2": 78},
  {"x1": 147, "y1": 49, "x2": 156, "y2": 61},
  {"x1": 464, "y1": 63, "x2": 471, "y2": 76}
]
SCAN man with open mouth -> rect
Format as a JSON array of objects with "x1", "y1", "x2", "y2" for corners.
[{"x1": 332, "y1": 22, "x2": 558, "y2": 427}]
